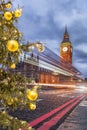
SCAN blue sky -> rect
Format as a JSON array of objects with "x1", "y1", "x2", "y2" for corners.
[{"x1": 14, "y1": 0, "x2": 87, "y2": 78}]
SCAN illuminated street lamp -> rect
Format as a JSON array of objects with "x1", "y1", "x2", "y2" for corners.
[
  {"x1": 28, "y1": 44, "x2": 34, "y2": 51},
  {"x1": 27, "y1": 42, "x2": 45, "y2": 52},
  {"x1": 35, "y1": 42, "x2": 45, "y2": 52}
]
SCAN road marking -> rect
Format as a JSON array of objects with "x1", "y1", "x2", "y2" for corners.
[
  {"x1": 79, "y1": 100, "x2": 87, "y2": 106},
  {"x1": 29, "y1": 95, "x2": 82, "y2": 127},
  {"x1": 37, "y1": 96, "x2": 85, "y2": 130}
]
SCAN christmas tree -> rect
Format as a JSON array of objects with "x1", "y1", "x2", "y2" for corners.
[{"x1": 0, "y1": 0, "x2": 41, "y2": 130}]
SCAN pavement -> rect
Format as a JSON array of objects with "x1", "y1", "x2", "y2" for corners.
[{"x1": 57, "y1": 97, "x2": 87, "y2": 130}]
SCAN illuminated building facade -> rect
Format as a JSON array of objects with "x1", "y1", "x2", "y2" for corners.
[{"x1": 12, "y1": 29, "x2": 83, "y2": 84}]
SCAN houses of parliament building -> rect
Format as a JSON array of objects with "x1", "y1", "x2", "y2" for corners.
[{"x1": 12, "y1": 27, "x2": 83, "y2": 84}]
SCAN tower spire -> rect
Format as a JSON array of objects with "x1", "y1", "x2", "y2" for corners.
[
  {"x1": 65, "y1": 25, "x2": 68, "y2": 34},
  {"x1": 64, "y1": 25, "x2": 69, "y2": 39}
]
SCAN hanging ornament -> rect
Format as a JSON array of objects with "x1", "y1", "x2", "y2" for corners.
[
  {"x1": 4, "y1": 11, "x2": 12, "y2": 21},
  {"x1": 5, "y1": 3, "x2": 11, "y2": 9},
  {"x1": 7, "y1": 40, "x2": 19, "y2": 52},
  {"x1": 36, "y1": 43, "x2": 45, "y2": 52},
  {"x1": 14, "y1": 9, "x2": 22, "y2": 18},
  {"x1": 26, "y1": 89, "x2": 38, "y2": 101},
  {"x1": 10, "y1": 63, "x2": 16, "y2": 69},
  {"x1": 29, "y1": 103, "x2": 36, "y2": 110},
  {"x1": 7, "y1": 98, "x2": 14, "y2": 105}
]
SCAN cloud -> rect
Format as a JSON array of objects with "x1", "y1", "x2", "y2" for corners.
[
  {"x1": 74, "y1": 62, "x2": 87, "y2": 77},
  {"x1": 73, "y1": 47, "x2": 87, "y2": 77},
  {"x1": 75, "y1": 44, "x2": 87, "y2": 54},
  {"x1": 16, "y1": 0, "x2": 87, "y2": 77},
  {"x1": 73, "y1": 49, "x2": 87, "y2": 64}
]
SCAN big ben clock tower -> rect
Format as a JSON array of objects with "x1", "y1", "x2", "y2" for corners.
[{"x1": 60, "y1": 27, "x2": 72, "y2": 64}]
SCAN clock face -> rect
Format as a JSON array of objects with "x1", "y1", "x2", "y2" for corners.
[{"x1": 62, "y1": 47, "x2": 68, "y2": 52}]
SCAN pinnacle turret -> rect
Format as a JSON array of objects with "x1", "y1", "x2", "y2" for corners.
[{"x1": 62, "y1": 26, "x2": 70, "y2": 43}]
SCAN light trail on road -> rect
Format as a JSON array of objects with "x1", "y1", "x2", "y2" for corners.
[
  {"x1": 8, "y1": 87, "x2": 87, "y2": 130},
  {"x1": 29, "y1": 95, "x2": 84, "y2": 129}
]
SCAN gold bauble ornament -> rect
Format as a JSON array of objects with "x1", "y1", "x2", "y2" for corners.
[
  {"x1": 7, "y1": 40, "x2": 19, "y2": 52},
  {"x1": 4, "y1": 12, "x2": 12, "y2": 21},
  {"x1": 7, "y1": 98, "x2": 14, "y2": 105},
  {"x1": 5, "y1": 3, "x2": 11, "y2": 9},
  {"x1": 14, "y1": 9, "x2": 22, "y2": 18},
  {"x1": 10, "y1": 63, "x2": 16, "y2": 69},
  {"x1": 29, "y1": 103, "x2": 36, "y2": 110},
  {"x1": 26, "y1": 89, "x2": 38, "y2": 101}
]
